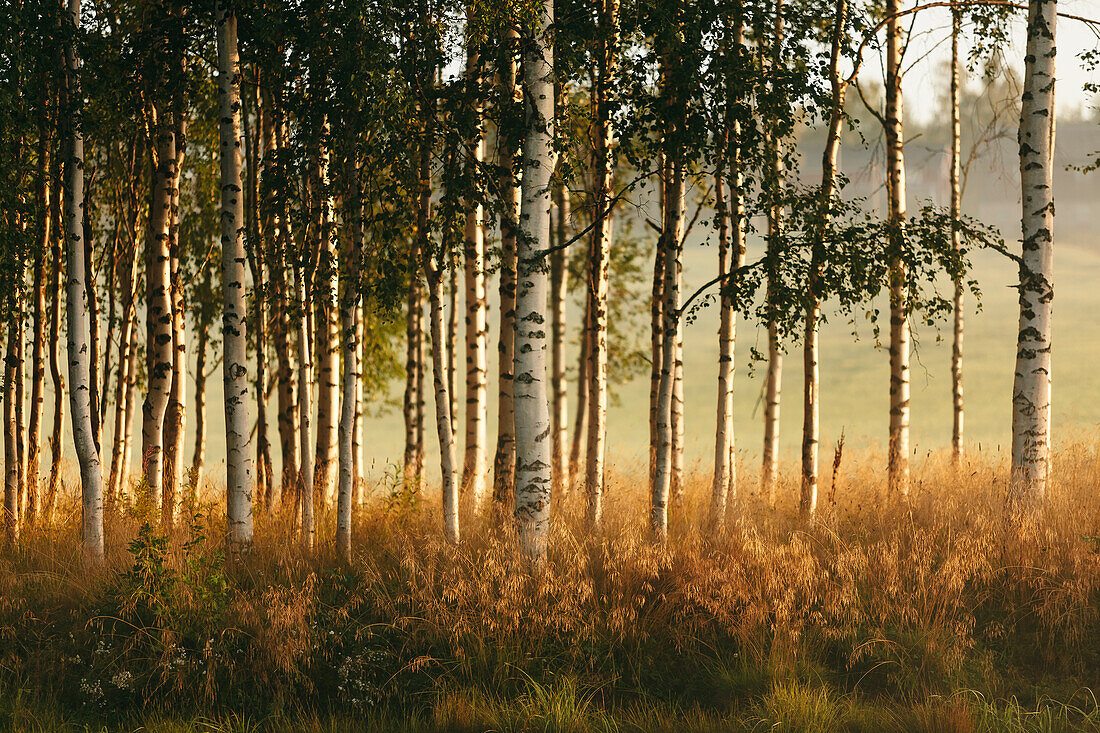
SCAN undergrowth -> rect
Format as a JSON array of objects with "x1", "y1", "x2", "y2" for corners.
[{"x1": 0, "y1": 442, "x2": 1099, "y2": 731}]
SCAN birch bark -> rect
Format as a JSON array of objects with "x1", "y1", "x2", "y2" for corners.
[
  {"x1": 513, "y1": 0, "x2": 556, "y2": 558},
  {"x1": 492, "y1": 27, "x2": 520, "y2": 510},
  {"x1": 141, "y1": 102, "x2": 178, "y2": 518},
  {"x1": 801, "y1": 0, "x2": 847, "y2": 522},
  {"x1": 461, "y1": 16, "x2": 489, "y2": 510},
  {"x1": 313, "y1": 141, "x2": 339, "y2": 510},
  {"x1": 1011, "y1": 0, "x2": 1057, "y2": 501},
  {"x1": 762, "y1": 1, "x2": 784, "y2": 504},
  {"x1": 550, "y1": 184, "x2": 569, "y2": 494},
  {"x1": 950, "y1": 8, "x2": 965, "y2": 462},
  {"x1": 584, "y1": 0, "x2": 619, "y2": 528},
  {"x1": 885, "y1": 0, "x2": 911, "y2": 496},
  {"x1": 218, "y1": 0, "x2": 254, "y2": 548},
  {"x1": 63, "y1": 0, "x2": 105, "y2": 560}
]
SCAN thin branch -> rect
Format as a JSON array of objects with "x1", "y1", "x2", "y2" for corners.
[
  {"x1": 535, "y1": 169, "x2": 653, "y2": 260},
  {"x1": 677, "y1": 257, "x2": 766, "y2": 320},
  {"x1": 848, "y1": 0, "x2": 1100, "y2": 86}
]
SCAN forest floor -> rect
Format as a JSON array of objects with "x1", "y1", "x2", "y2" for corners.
[{"x1": 2, "y1": 444, "x2": 1100, "y2": 732}]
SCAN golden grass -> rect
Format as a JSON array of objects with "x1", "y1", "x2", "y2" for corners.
[{"x1": 0, "y1": 442, "x2": 1099, "y2": 730}]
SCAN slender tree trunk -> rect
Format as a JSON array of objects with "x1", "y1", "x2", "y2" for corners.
[
  {"x1": 313, "y1": 141, "x2": 339, "y2": 512},
  {"x1": 403, "y1": 246, "x2": 425, "y2": 493},
  {"x1": 584, "y1": 0, "x2": 619, "y2": 528},
  {"x1": 84, "y1": 189, "x2": 101, "y2": 457},
  {"x1": 337, "y1": 170, "x2": 363, "y2": 559},
  {"x1": 63, "y1": 0, "x2": 105, "y2": 560},
  {"x1": 271, "y1": 111, "x2": 300, "y2": 509},
  {"x1": 885, "y1": 0, "x2": 911, "y2": 496},
  {"x1": 4, "y1": 312, "x2": 20, "y2": 545},
  {"x1": 14, "y1": 296, "x2": 24, "y2": 521},
  {"x1": 244, "y1": 71, "x2": 273, "y2": 512},
  {"x1": 427, "y1": 259, "x2": 460, "y2": 544},
  {"x1": 163, "y1": 114, "x2": 187, "y2": 527},
  {"x1": 550, "y1": 185, "x2": 569, "y2": 494},
  {"x1": 569, "y1": 305, "x2": 589, "y2": 485},
  {"x1": 762, "y1": 2, "x2": 784, "y2": 505},
  {"x1": 950, "y1": 8, "x2": 964, "y2": 463},
  {"x1": 337, "y1": 279, "x2": 360, "y2": 560},
  {"x1": 461, "y1": 19, "x2": 489, "y2": 511},
  {"x1": 447, "y1": 260, "x2": 459, "y2": 441},
  {"x1": 1011, "y1": 0, "x2": 1057, "y2": 502},
  {"x1": 648, "y1": 221, "x2": 664, "y2": 497},
  {"x1": 108, "y1": 230, "x2": 138, "y2": 502},
  {"x1": 296, "y1": 257, "x2": 315, "y2": 549},
  {"x1": 670, "y1": 281, "x2": 685, "y2": 504},
  {"x1": 492, "y1": 28, "x2": 520, "y2": 510},
  {"x1": 141, "y1": 102, "x2": 178, "y2": 518},
  {"x1": 119, "y1": 322, "x2": 139, "y2": 498},
  {"x1": 353, "y1": 302, "x2": 365, "y2": 506},
  {"x1": 191, "y1": 329, "x2": 208, "y2": 494},
  {"x1": 46, "y1": 173, "x2": 65, "y2": 522},
  {"x1": 652, "y1": 162, "x2": 683, "y2": 541},
  {"x1": 800, "y1": 0, "x2": 848, "y2": 522},
  {"x1": 712, "y1": 57, "x2": 745, "y2": 525},
  {"x1": 27, "y1": 121, "x2": 50, "y2": 524},
  {"x1": 514, "y1": 0, "x2": 556, "y2": 559}
]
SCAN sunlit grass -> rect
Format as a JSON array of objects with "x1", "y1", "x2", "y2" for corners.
[{"x1": 1, "y1": 441, "x2": 1099, "y2": 730}]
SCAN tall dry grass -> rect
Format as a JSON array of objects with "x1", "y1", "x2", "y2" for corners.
[{"x1": 0, "y1": 443, "x2": 1099, "y2": 730}]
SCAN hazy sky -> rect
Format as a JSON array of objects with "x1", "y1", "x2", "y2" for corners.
[{"x1": 876, "y1": 0, "x2": 1100, "y2": 124}]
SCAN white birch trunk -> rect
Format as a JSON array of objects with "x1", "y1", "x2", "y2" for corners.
[
  {"x1": 671, "y1": 274, "x2": 685, "y2": 504},
  {"x1": 651, "y1": 160, "x2": 683, "y2": 541},
  {"x1": 1011, "y1": 0, "x2": 1057, "y2": 501},
  {"x1": 141, "y1": 104, "x2": 177, "y2": 518},
  {"x1": 461, "y1": 24, "x2": 489, "y2": 510},
  {"x1": 163, "y1": 142, "x2": 186, "y2": 526},
  {"x1": 4, "y1": 322, "x2": 19, "y2": 545},
  {"x1": 513, "y1": 0, "x2": 556, "y2": 559},
  {"x1": 712, "y1": 77, "x2": 744, "y2": 525},
  {"x1": 337, "y1": 180, "x2": 363, "y2": 559},
  {"x1": 950, "y1": 8, "x2": 964, "y2": 462},
  {"x1": 296, "y1": 262, "x2": 315, "y2": 549},
  {"x1": 46, "y1": 212, "x2": 66, "y2": 520},
  {"x1": 801, "y1": 0, "x2": 848, "y2": 522},
  {"x1": 63, "y1": 0, "x2": 104, "y2": 559},
  {"x1": 492, "y1": 29, "x2": 520, "y2": 510},
  {"x1": 550, "y1": 186, "x2": 569, "y2": 494},
  {"x1": 218, "y1": 1, "x2": 253, "y2": 547},
  {"x1": 27, "y1": 127, "x2": 50, "y2": 523},
  {"x1": 584, "y1": 0, "x2": 619, "y2": 528},
  {"x1": 314, "y1": 143, "x2": 339, "y2": 511},
  {"x1": 353, "y1": 302, "x2": 365, "y2": 507},
  {"x1": 762, "y1": 4, "x2": 784, "y2": 505},
  {"x1": 403, "y1": 247, "x2": 424, "y2": 493},
  {"x1": 885, "y1": 0, "x2": 911, "y2": 496},
  {"x1": 427, "y1": 261, "x2": 460, "y2": 544}
]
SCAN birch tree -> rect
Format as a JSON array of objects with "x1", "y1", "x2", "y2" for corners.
[
  {"x1": 583, "y1": 0, "x2": 620, "y2": 528},
  {"x1": 513, "y1": 0, "x2": 555, "y2": 558},
  {"x1": 62, "y1": 0, "x2": 104, "y2": 560},
  {"x1": 884, "y1": 0, "x2": 911, "y2": 496},
  {"x1": 336, "y1": 164, "x2": 363, "y2": 560},
  {"x1": 950, "y1": 7, "x2": 964, "y2": 463},
  {"x1": 1011, "y1": 0, "x2": 1057, "y2": 502},
  {"x1": 800, "y1": 0, "x2": 848, "y2": 521},
  {"x1": 141, "y1": 95, "x2": 179, "y2": 517},
  {"x1": 761, "y1": 0, "x2": 784, "y2": 503},
  {"x1": 492, "y1": 25, "x2": 520, "y2": 510},
  {"x1": 461, "y1": 10, "x2": 489, "y2": 510},
  {"x1": 218, "y1": 0, "x2": 253, "y2": 548},
  {"x1": 550, "y1": 182, "x2": 569, "y2": 492}
]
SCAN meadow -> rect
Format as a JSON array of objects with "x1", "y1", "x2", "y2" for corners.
[{"x1": 2, "y1": 444, "x2": 1100, "y2": 732}]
